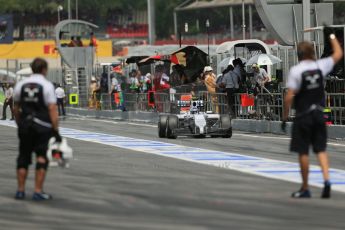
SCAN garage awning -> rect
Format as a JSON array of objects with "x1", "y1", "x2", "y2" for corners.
[{"x1": 176, "y1": 0, "x2": 254, "y2": 11}]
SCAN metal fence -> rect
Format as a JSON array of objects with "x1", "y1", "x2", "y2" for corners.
[
  {"x1": 326, "y1": 93, "x2": 345, "y2": 125},
  {"x1": 234, "y1": 92, "x2": 284, "y2": 121},
  {"x1": 67, "y1": 90, "x2": 345, "y2": 125}
]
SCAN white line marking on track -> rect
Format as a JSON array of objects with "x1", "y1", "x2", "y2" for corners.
[
  {"x1": 68, "y1": 117, "x2": 345, "y2": 147},
  {"x1": 69, "y1": 117, "x2": 119, "y2": 124},
  {"x1": 234, "y1": 133, "x2": 290, "y2": 140},
  {"x1": 69, "y1": 117, "x2": 156, "y2": 127},
  {"x1": 1, "y1": 119, "x2": 345, "y2": 194},
  {"x1": 233, "y1": 134, "x2": 345, "y2": 147},
  {"x1": 127, "y1": 122, "x2": 157, "y2": 128}
]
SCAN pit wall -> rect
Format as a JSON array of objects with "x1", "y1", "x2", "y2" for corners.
[{"x1": 66, "y1": 108, "x2": 345, "y2": 140}]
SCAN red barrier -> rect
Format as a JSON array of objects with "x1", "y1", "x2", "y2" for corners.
[{"x1": 241, "y1": 94, "x2": 255, "y2": 107}]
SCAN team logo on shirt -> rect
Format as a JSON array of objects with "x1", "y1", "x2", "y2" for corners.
[
  {"x1": 24, "y1": 86, "x2": 39, "y2": 102},
  {"x1": 305, "y1": 73, "x2": 320, "y2": 90}
]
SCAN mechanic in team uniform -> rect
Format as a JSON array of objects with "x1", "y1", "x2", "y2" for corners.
[
  {"x1": 282, "y1": 32, "x2": 343, "y2": 198},
  {"x1": 13, "y1": 58, "x2": 62, "y2": 201}
]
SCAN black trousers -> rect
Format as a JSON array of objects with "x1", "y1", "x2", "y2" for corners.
[
  {"x1": 17, "y1": 123, "x2": 52, "y2": 169},
  {"x1": 290, "y1": 110, "x2": 327, "y2": 154},
  {"x1": 226, "y1": 88, "x2": 238, "y2": 117},
  {"x1": 57, "y1": 98, "x2": 66, "y2": 116},
  {"x1": 2, "y1": 98, "x2": 14, "y2": 119}
]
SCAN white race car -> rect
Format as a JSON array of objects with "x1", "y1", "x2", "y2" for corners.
[{"x1": 158, "y1": 100, "x2": 232, "y2": 139}]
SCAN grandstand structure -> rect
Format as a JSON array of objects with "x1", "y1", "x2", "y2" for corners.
[
  {"x1": 106, "y1": 10, "x2": 148, "y2": 39},
  {"x1": 2, "y1": 1, "x2": 345, "y2": 45},
  {"x1": 9, "y1": 6, "x2": 149, "y2": 41}
]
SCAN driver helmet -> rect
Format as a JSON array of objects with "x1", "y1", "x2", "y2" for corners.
[{"x1": 47, "y1": 137, "x2": 73, "y2": 168}]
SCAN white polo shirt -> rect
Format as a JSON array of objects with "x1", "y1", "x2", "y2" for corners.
[
  {"x1": 14, "y1": 74, "x2": 57, "y2": 106},
  {"x1": 55, "y1": 87, "x2": 66, "y2": 99},
  {"x1": 287, "y1": 57, "x2": 334, "y2": 92},
  {"x1": 5, "y1": 87, "x2": 13, "y2": 99}
]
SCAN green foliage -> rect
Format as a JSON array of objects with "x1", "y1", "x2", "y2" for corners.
[
  {"x1": 0, "y1": 0, "x2": 184, "y2": 38},
  {"x1": 0, "y1": 0, "x2": 59, "y2": 13},
  {"x1": 0, "y1": 0, "x2": 147, "y2": 14},
  {"x1": 2, "y1": 0, "x2": 343, "y2": 39},
  {"x1": 0, "y1": 91, "x2": 4, "y2": 104},
  {"x1": 155, "y1": 0, "x2": 185, "y2": 38}
]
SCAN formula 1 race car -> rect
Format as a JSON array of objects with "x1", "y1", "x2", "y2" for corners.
[{"x1": 158, "y1": 99, "x2": 232, "y2": 139}]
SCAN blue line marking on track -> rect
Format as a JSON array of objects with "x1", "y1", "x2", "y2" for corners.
[{"x1": 1, "y1": 120, "x2": 345, "y2": 193}]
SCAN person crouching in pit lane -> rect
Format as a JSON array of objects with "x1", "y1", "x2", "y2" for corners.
[{"x1": 282, "y1": 32, "x2": 343, "y2": 198}]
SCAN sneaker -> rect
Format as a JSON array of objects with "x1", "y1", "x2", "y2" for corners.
[
  {"x1": 291, "y1": 189, "x2": 311, "y2": 198},
  {"x1": 15, "y1": 191, "x2": 25, "y2": 200},
  {"x1": 32, "y1": 192, "x2": 53, "y2": 201},
  {"x1": 321, "y1": 181, "x2": 331, "y2": 199}
]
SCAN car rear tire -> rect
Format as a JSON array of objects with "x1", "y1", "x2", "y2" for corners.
[
  {"x1": 167, "y1": 115, "x2": 178, "y2": 139},
  {"x1": 158, "y1": 115, "x2": 168, "y2": 138},
  {"x1": 220, "y1": 115, "x2": 232, "y2": 138}
]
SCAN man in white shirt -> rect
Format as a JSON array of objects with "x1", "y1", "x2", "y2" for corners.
[
  {"x1": 55, "y1": 84, "x2": 66, "y2": 116},
  {"x1": 13, "y1": 58, "x2": 61, "y2": 201},
  {"x1": 110, "y1": 75, "x2": 120, "y2": 93},
  {"x1": 129, "y1": 70, "x2": 140, "y2": 93},
  {"x1": 139, "y1": 73, "x2": 151, "y2": 93},
  {"x1": 160, "y1": 73, "x2": 170, "y2": 90},
  {"x1": 1, "y1": 83, "x2": 14, "y2": 120},
  {"x1": 252, "y1": 64, "x2": 270, "y2": 86},
  {"x1": 109, "y1": 75, "x2": 121, "y2": 109},
  {"x1": 282, "y1": 32, "x2": 343, "y2": 199}
]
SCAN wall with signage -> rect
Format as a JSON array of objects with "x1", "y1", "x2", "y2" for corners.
[{"x1": 0, "y1": 40, "x2": 112, "y2": 59}]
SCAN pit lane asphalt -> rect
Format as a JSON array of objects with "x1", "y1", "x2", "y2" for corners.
[{"x1": 0, "y1": 117, "x2": 344, "y2": 230}]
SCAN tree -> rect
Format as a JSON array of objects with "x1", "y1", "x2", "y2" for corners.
[
  {"x1": 0, "y1": 0, "x2": 60, "y2": 13},
  {"x1": 155, "y1": 0, "x2": 185, "y2": 38}
]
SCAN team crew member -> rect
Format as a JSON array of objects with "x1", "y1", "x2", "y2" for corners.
[
  {"x1": 203, "y1": 66, "x2": 218, "y2": 113},
  {"x1": 55, "y1": 84, "x2": 66, "y2": 116},
  {"x1": 13, "y1": 58, "x2": 62, "y2": 201},
  {"x1": 282, "y1": 33, "x2": 343, "y2": 198},
  {"x1": 252, "y1": 64, "x2": 270, "y2": 86},
  {"x1": 1, "y1": 83, "x2": 14, "y2": 120},
  {"x1": 221, "y1": 65, "x2": 240, "y2": 117},
  {"x1": 89, "y1": 32, "x2": 97, "y2": 47}
]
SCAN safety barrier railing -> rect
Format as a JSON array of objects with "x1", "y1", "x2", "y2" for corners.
[
  {"x1": 326, "y1": 93, "x2": 345, "y2": 125},
  {"x1": 100, "y1": 93, "x2": 111, "y2": 110},
  {"x1": 66, "y1": 91, "x2": 345, "y2": 125},
  {"x1": 234, "y1": 92, "x2": 284, "y2": 121},
  {"x1": 197, "y1": 91, "x2": 229, "y2": 114},
  {"x1": 326, "y1": 79, "x2": 345, "y2": 94}
]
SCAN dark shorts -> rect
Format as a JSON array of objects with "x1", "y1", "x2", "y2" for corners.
[
  {"x1": 290, "y1": 110, "x2": 327, "y2": 154},
  {"x1": 18, "y1": 123, "x2": 53, "y2": 166}
]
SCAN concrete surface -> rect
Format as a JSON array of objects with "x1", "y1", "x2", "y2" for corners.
[
  {"x1": 0, "y1": 116, "x2": 345, "y2": 230},
  {"x1": 66, "y1": 107, "x2": 345, "y2": 139}
]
